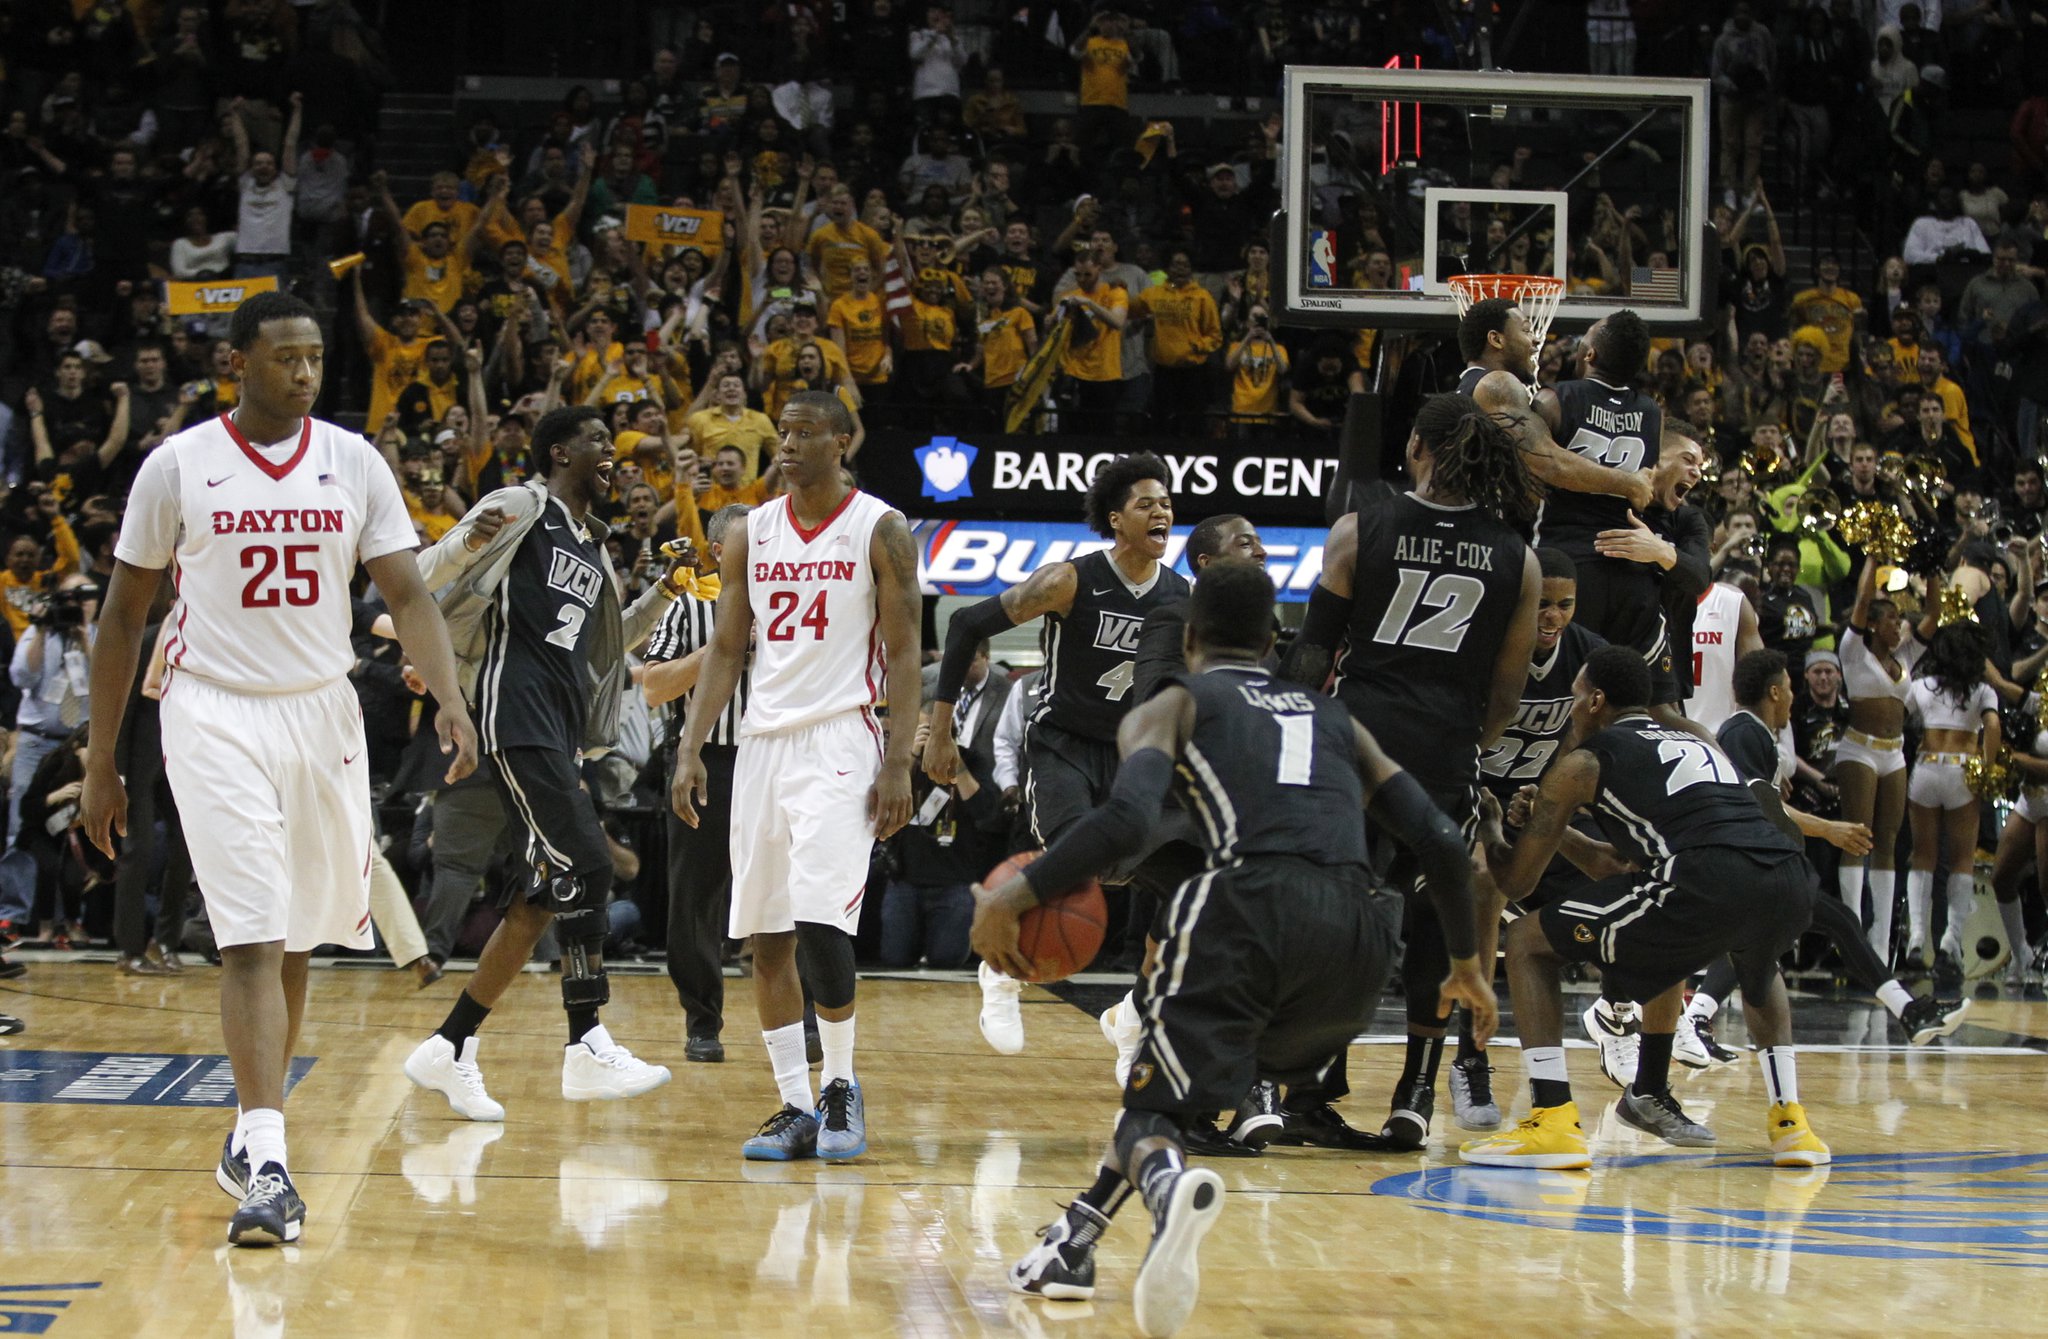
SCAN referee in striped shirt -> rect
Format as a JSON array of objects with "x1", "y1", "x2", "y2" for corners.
[{"x1": 643, "y1": 503, "x2": 754, "y2": 1064}]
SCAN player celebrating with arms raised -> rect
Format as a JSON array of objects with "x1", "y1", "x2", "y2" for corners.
[
  {"x1": 83, "y1": 292, "x2": 478, "y2": 1247},
  {"x1": 674, "y1": 391, "x2": 922, "y2": 1161}
]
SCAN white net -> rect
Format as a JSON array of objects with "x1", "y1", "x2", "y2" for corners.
[{"x1": 1447, "y1": 274, "x2": 1566, "y2": 383}]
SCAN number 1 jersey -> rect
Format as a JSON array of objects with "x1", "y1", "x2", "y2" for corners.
[
  {"x1": 114, "y1": 414, "x2": 418, "y2": 695},
  {"x1": 742, "y1": 489, "x2": 897, "y2": 738},
  {"x1": 1335, "y1": 492, "x2": 1528, "y2": 793}
]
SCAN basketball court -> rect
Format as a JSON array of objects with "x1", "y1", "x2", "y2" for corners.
[{"x1": 3, "y1": 964, "x2": 2044, "y2": 1337}]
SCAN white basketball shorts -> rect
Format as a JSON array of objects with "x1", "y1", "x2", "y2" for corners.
[
  {"x1": 728, "y1": 709, "x2": 882, "y2": 938},
  {"x1": 162, "y1": 673, "x2": 375, "y2": 952}
]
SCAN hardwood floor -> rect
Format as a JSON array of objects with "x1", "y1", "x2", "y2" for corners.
[{"x1": 2, "y1": 963, "x2": 2044, "y2": 1337}]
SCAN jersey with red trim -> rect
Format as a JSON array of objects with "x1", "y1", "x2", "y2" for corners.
[
  {"x1": 1688, "y1": 582, "x2": 1745, "y2": 733},
  {"x1": 114, "y1": 413, "x2": 418, "y2": 694},
  {"x1": 740, "y1": 489, "x2": 895, "y2": 737}
]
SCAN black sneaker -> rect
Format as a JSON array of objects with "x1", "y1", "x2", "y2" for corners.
[
  {"x1": 0, "y1": 1012, "x2": 21, "y2": 1035},
  {"x1": 1182, "y1": 1116, "x2": 1261, "y2": 1158},
  {"x1": 1008, "y1": 1204, "x2": 1103, "y2": 1300},
  {"x1": 228, "y1": 1162, "x2": 305, "y2": 1246},
  {"x1": 684, "y1": 1035, "x2": 726, "y2": 1063},
  {"x1": 1692, "y1": 1016, "x2": 1740, "y2": 1065},
  {"x1": 0, "y1": 954, "x2": 24, "y2": 980},
  {"x1": 1226, "y1": 1080, "x2": 1283, "y2": 1150},
  {"x1": 1271, "y1": 1100, "x2": 1393, "y2": 1151},
  {"x1": 1931, "y1": 950, "x2": 1963, "y2": 994},
  {"x1": 1900, "y1": 994, "x2": 1971, "y2": 1045},
  {"x1": 216, "y1": 1133, "x2": 250, "y2": 1199},
  {"x1": 1381, "y1": 1075, "x2": 1434, "y2": 1151}
]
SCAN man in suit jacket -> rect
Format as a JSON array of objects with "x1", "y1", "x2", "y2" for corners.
[{"x1": 919, "y1": 641, "x2": 1012, "y2": 769}]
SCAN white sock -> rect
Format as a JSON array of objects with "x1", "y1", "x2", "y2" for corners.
[
  {"x1": 232, "y1": 1106, "x2": 247, "y2": 1156},
  {"x1": 241, "y1": 1107, "x2": 286, "y2": 1174},
  {"x1": 1524, "y1": 1045, "x2": 1568, "y2": 1084},
  {"x1": 1876, "y1": 979, "x2": 1914, "y2": 1019},
  {"x1": 1116, "y1": 990, "x2": 1140, "y2": 1034},
  {"x1": 1836, "y1": 862, "x2": 1864, "y2": 915},
  {"x1": 1867, "y1": 869, "x2": 1897, "y2": 957},
  {"x1": 1685, "y1": 991, "x2": 1719, "y2": 1023},
  {"x1": 1944, "y1": 872, "x2": 1975, "y2": 949},
  {"x1": 818, "y1": 1015, "x2": 856, "y2": 1086},
  {"x1": 1757, "y1": 1047, "x2": 1799, "y2": 1106},
  {"x1": 573, "y1": 1022, "x2": 614, "y2": 1053},
  {"x1": 764, "y1": 1023, "x2": 814, "y2": 1110},
  {"x1": 1906, "y1": 870, "x2": 1933, "y2": 947},
  {"x1": 1999, "y1": 899, "x2": 2030, "y2": 968}
]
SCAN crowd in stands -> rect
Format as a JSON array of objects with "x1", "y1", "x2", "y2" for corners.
[{"x1": 3, "y1": 0, "x2": 2048, "y2": 983}]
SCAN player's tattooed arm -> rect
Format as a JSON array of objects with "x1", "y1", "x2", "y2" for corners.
[
  {"x1": 673, "y1": 511, "x2": 755, "y2": 826},
  {"x1": 1486, "y1": 749, "x2": 1602, "y2": 902},
  {"x1": 1481, "y1": 373, "x2": 1654, "y2": 510},
  {"x1": 1280, "y1": 512, "x2": 1354, "y2": 689},
  {"x1": 870, "y1": 511, "x2": 923, "y2": 840},
  {"x1": 927, "y1": 559, "x2": 1078, "y2": 784}
]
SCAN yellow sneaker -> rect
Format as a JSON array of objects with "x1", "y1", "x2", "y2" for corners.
[
  {"x1": 1767, "y1": 1101, "x2": 1831, "y2": 1167},
  {"x1": 1459, "y1": 1102, "x2": 1592, "y2": 1169}
]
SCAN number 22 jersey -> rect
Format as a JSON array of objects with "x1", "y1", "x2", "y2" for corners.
[
  {"x1": 114, "y1": 413, "x2": 419, "y2": 695},
  {"x1": 1336, "y1": 492, "x2": 1528, "y2": 793},
  {"x1": 1537, "y1": 376, "x2": 1662, "y2": 557}
]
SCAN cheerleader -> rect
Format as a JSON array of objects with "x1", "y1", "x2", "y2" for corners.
[
  {"x1": 1904, "y1": 609, "x2": 2002, "y2": 977},
  {"x1": 1987, "y1": 682, "x2": 2047, "y2": 990}
]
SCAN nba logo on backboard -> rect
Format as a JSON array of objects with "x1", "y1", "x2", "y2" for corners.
[{"x1": 1308, "y1": 231, "x2": 1336, "y2": 288}]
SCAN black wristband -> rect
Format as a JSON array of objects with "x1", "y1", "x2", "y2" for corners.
[{"x1": 934, "y1": 594, "x2": 1014, "y2": 704}]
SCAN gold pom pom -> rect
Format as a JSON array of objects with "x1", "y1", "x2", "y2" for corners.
[{"x1": 1938, "y1": 583, "x2": 1979, "y2": 627}]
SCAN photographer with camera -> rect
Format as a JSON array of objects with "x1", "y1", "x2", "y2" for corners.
[{"x1": 0, "y1": 575, "x2": 96, "y2": 945}]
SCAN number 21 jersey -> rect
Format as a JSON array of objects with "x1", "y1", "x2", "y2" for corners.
[
  {"x1": 114, "y1": 414, "x2": 418, "y2": 695},
  {"x1": 743, "y1": 489, "x2": 897, "y2": 737},
  {"x1": 1578, "y1": 715, "x2": 1802, "y2": 869},
  {"x1": 1336, "y1": 492, "x2": 1527, "y2": 793}
]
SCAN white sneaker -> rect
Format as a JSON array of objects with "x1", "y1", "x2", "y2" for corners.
[
  {"x1": 563, "y1": 1024, "x2": 673, "y2": 1101},
  {"x1": 1101, "y1": 993, "x2": 1143, "y2": 1088},
  {"x1": 1581, "y1": 998, "x2": 1640, "y2": 1089},
  {"x1": 1672, "y1": 1011, "x2": 1716, "y2": 1070},
  {"x1": 978, "y1": 961, "x2": 1025, "y2": 1055},
  {"x1": 404, "y1": 1034, "x2": 506, "y2": 1122}
]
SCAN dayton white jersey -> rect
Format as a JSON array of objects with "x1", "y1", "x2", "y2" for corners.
[
  {"x1": 741, "y1": 489, "x2": 896, "y2": 738},
  {"x1": 115, "y1": 413, "x2": 418, "y2": 694},
  {"x1": 1688, "y1": 582, "x2": 1746, "y2": 733}
]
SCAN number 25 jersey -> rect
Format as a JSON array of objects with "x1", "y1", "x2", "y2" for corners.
[
  {"x1": 1336, "y1": 492, "x2": 1528, "y2": 792},
  {"x1": 114, "y1": 414, "x2": 419, "y2": 695},
  {"x1": 743, "y1": 489, "x2": 897, "y2": 738}
]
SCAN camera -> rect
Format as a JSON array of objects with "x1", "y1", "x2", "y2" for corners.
[{"x1": 30, "y1": 586, "x2": 92, "y2": 631}]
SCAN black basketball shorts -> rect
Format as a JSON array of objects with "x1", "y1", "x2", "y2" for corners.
[{"x1": 490, "y1": 745, "x2": 613, "y2": 908}]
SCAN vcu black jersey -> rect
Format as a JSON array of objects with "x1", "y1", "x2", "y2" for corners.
[
  {"x1": 1538, "y1": 377, "x2": 1662, "y2": 555},
  {"x1": 1480, "y1": 622, "x2": 1605, "y2": 802},
  {"x1": 478, "y1": 498, "x2": 607, "y2": 754},
  {"x1": 1455, "y1": 365, "x2": 1489, "y2": 395},
  {"x1": 1578, "y1": 715, "x2": 1802, "y2": 870},
  {"x1": 1335, "y1": 492, "x2": 1529, "y2": 793},
  {"x1": 1035, "y1": 549, "x2": 1192, "y2": 741},
  {"x1": 1169, "y1": 665, "x2": 1368, "y2": 870}
]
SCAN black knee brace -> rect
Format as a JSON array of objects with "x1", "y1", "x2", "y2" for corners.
[
  {"x1": 795, "y1": 920, "x2": 857, "y2": 1010},
  {"x1": 556, "y1": 903, "x2": 610, "y2": 1011}
]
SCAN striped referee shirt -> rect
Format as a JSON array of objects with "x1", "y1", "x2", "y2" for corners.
[{"x1": 645, "y1": 589, "x2": 749, "y2": 747}]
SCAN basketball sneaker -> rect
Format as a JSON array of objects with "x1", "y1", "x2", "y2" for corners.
[
  {"x1": 1899, "y1": 994, "x2": 1970, "y2": 1045},
  {"x1": 1272, "y1": 1099, "x2": 1391, "y2": 1150},
  {"x1": 216, "y1": 1132, "x2": 250, "y2": 1199},
  {"x1": 404, "y1": 1034, "x2": 506, "y2": 1121},
  {"x1": 1582, "y1": 998, "x2": 1641, "y2": 1089},
  {"x1": 1768, "y1": 1101, "x2": 1831, "y2": 1167},
  {"x1": 816, "y1": 1078, "x2": 867, "y2": 1161},
  {"x1": 1674, "y1": 1012, "x2": 1738, "y2": 1069},
  {"x1": 1459, "y1": 1103, "x2": 1592, "y2": 1170},
  {"x1": 1100, "y1": 994, "x2": 1142, "y2": 1087},
  {"x1": 228, "y1": 1162, "x2": 305, "y2": 1247},
  {"x1": 1381, "y1": 1074, "x2": 1434, "y2": 1151},
  {"x1": 1009, "y1": 1204, "x2": 1104, "y2": 1300},
  {"x1": 1615, "y1": 1089, "x2": 1716, "y2": 1147},
  {"x1": 1131, "y1": 1166, "x2": 1225, "y2": 1339},
  {"x1": 742, "y1": 1104, "x2": 820, "y2": 1160},
  {"x1": 563, "y1": 1025, "x2": 673, "y2": 1100},
  {"x1": 1226, "y1": 1080, "x2": 1284, "y2": 1150},
  {"x1": 978, "y1": 962, "x2": 1025, "y2": 1055},
  {"x1": 1448, "y1": 1055, "x2": 1500, "y2": 1131}
]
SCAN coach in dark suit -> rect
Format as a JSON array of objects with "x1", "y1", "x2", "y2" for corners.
[{"x1": 919, "y1": 641, "x2": 1012, "y2": 772}]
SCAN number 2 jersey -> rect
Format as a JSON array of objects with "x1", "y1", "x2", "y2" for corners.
[
  {"x1": 114, "y1": 413, "x2": 419, "y2": 694},
  {"x1": 1336, "y1": 492, "x2": 1528, "y2": 795},
  {"x1": 1035, "y1": 548, "x2": 1192, "y2": 740},
  {"x1": 1536, "y1": 377, "x2": 1662, "y2": 558},
  {"x1": 1577, "y1": 714, "x2": 1801, "y2": 872},
  {"x1": 1480, "y1": 621, "x2": 1604, "y2": 803},
  {"x1": 477, "y1": 493, "x2": 609, "y2": 754},
  {"x1": 742, "y1": 488, "x2": 897, "y2": 738}
]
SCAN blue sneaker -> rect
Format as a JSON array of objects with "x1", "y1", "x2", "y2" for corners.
[
  {"x1": 742, "y1": 1104, "x2": 820, "y2": 1161},
  {"x1": 216, "y1": 1132, "x2": 250, "y2": 1199},
  {"x1": 816, "y1": 1078, "x2": 867, "y2": 1161}
]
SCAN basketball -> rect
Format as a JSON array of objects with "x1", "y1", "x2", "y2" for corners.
[{"x1": 984, "y1": 851, "x2": 1108, "y2": 983}]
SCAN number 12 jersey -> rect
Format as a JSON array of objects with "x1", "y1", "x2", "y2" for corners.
[{"x1": 1336, "y1": 492, "x2": 1528, "y2": 793}]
